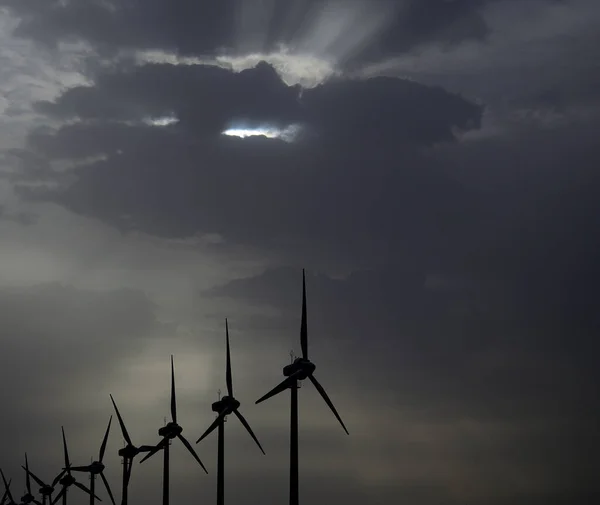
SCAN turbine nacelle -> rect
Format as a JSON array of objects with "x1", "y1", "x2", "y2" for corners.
[
  {"x1": 118, "y1": 444, "x2": 143, "y2": 459},
  {"x1": 59, "y1": 474, "x2": 75, "y2": 487},
  {"x1": 88, "y1": 461, "x2": 105, "y2": 475},
  {"x1": 158, "y1": 421, "x2": 183, "y2": 439},
  {"x1": 38, "y1": 485, "x2": 54, "y2": 496},
  {"x1": 21, "y1": 492, "x2": 35, "y2": 503},
  {"x1": 284, "y1": 358, "x2": 316, "y2": 379},
  {"x1": 211, "y1": 395, "x2": 240, "y2": 414}
]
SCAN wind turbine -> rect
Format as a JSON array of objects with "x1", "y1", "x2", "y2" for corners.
[
  {"x1": 140, "y1": 355, "x2": 208, "y2": 505},
  {"x1": 69, "y1": 417, "x2": 115, "y2": 505},
  {"x1": 21, "y1": 454, "x2": 42, "y2": 505},
  {"x1": 0, "y1": 471, "x2": 15, "y2": 505},
  {"x1": 109, "y1": 394, "x2": 155, "y2": 505},
  {"x1": 255, "y1": 269, "x2": 349, "y2": 505},
  {"x1": 0, "y1": 477, "x2": 11, "y2": 505},
  {"x1": 22, "y1": 464, "x2": 65, "y2": 505},
  {"x1": 196, "y1": 319, "x2": 265, "y2": 505},
  {"x1": 52, "y1": 427, "x2": 99, "y2": 505}
]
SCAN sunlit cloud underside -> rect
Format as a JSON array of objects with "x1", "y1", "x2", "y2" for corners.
[{"x1": 134, "y1": 0, "x2": 401, "y2": 89}]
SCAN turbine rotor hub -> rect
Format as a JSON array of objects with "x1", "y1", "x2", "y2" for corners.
[
  {"x1": 159, "y1": 421, "x2": 183, "y2": 439},
  {"x1": 89, "y1": 461, "x2": 105, "y2": 474},
  {"x1": 118, "y1": 444, "x2": 139, "y2": 458},
  {"x1": 60, "y1": 474, "x2": 75, "y2": 486}
]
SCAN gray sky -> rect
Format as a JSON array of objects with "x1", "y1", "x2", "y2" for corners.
[{"x1": 0, "y1": 1, "x2": 599, "y2": 504}]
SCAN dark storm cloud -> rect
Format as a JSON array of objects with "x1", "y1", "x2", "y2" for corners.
[
  {"x1": 1, "y1": 0, "x2": 528, "y2": 62},
  {"x1": 14, "y1": 61, "x2": 483, "y2": 269},
  {"x1": 31, "y1": 61, "x2": 479, "y2": 142},
  {"x1": 376, "y1": 0, "x2": 488, "y2": 54},
  {"x1": 34, "y1": 62, "x2": 303, "y2": 134}
]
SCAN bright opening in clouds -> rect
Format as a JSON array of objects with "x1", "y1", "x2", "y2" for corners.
[{"x1": 222, "y1": 124, "x2": 301, "y2": 142}]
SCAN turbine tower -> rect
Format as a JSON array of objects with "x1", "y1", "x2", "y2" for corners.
[
  {"x1": 20, "y1": 454, "x2": 42, "y2": 505},
  {"x1": 140, "y1": 355, "x2": 208, "y2": 505},
  {"x1": 52, "y1": 427, "x2": 99, "y2": 505},
  {"x1": 255, "y1": 269, "x2": 349, "y2": 505},
  {"x1": 196, "y1": 319, "x2": 265, "y2": 505},
  {"x1": 109, "y1": 394, "x2": 155, "y2": 505},
  {"x1": 22, "y1": 464, "x2": 65, "y2": 505},
  {"x1": 70, "y1": 416, "x2": 115, "y2": 505}
]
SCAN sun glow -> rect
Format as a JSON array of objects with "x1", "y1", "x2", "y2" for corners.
[{"x1": 222, "y1": 124, "x2": 301, "y2": 142}]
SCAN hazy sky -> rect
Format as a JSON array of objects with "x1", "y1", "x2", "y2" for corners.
[{"x1": 0, "y1": 1, "x2": 599, "y2": 504}]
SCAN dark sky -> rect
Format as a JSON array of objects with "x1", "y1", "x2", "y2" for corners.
[{"x1": 0, "y1": 1, "x2": 599, "y2": 504}]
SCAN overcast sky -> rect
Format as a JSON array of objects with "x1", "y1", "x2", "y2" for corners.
[{"x1": 0, "y1": 1, "x2": 599, "y2": 504}]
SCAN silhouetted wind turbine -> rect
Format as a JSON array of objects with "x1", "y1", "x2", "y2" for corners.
[
  {"x1": 22, "y1": 464, "x2": 64, "y2": 505},
  {"x1": 53, "y1": 427, "x2": 99, "y2": 505},
  {"x1": 196, "y1": 319, "x2": 265, "y2": 505},
  {"x1": 109, "y1": 394, "x2": 155, "y2": 505},
  {"x1": 21, "y1": 454, "x2": 42, "y2": 505},
  {"x1": 69, "y1": 417, "x2": 115, "y2": 505},
  {"x1": 0, "y1": 477, "x2": 11, "y2": 505},
  {"x1": 140, "y1": 355, "x2": 208, "y2": 505},
  {"x1": 0, "y1": 471, "x2": 15, "y2": 505},
  {"x1": 255, "y1": 269, "x2": 349, "y2": 505}
]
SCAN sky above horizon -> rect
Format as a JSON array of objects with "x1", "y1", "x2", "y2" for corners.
[{"x1": 0, "y1": 1, "x2": 599, "y2": 504}]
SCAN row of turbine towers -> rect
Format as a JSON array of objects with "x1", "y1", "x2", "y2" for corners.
[{"x1": 0, "y1": 270, "x2": 348, "y2": 505}]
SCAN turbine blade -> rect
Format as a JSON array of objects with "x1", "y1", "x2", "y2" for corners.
[
  {"x1": 255, "y1": 374, "x2": 299, "y2": 404},
  {"x1": 139, "y1": 439, "x2": 167, "y2": 464},
  {"x1": 170, "y1": 355, "x2": 177, "y2": 424},
  {"x1": 4, "y1": 479, "x2": 11, "y2": 504},
  {"x1": 233, "y1": 410, "x2": 265, "y2": 455},
  {"x1": 109, "y1": 394, "x2": 132, "y2": 446},
  {"x1": 99, "y1": 416, "x2": 112, "y2": 462},
  {"x1": 301, "y1": 269, "x2": 308, "y2": 360},
  {"x1": 51, "y1": 470, "x2": 65, "y2": 488},
  {"x1": 74, "y1": 481, "x2": 100, "y2": 500},
  {"x1": 51, "y1": 487, "x2": 66, "y2": 505},
  {"x1": 34, "y1": 500, "x2": 43, "y2": 505},
  {"x1": 196, "y1": 410, "x2": 227, "y2": 444},
  {"x1": 24, "y1": 453, "x2": 31, "y2": 493},
  {"x1": 61, "y1": 427, "x2": 71, "y2": 470},
  {"x1": 138, "y1": 445, "x2": 156, "y2": 452},
  {"x1": 68, "y1": 466, "x2": 92, "y2": 472},
  {"x1": 177, "y1": 435, "x2": 208, "y2": 474},
  {"x1": 21, "y1": 467, "x2": 45, "y2": 489},
  {"x1": 308, "y1": 375, "x2": 349, "y2": 435},
  {"x1": 100, "y1": 472, "x2": 116, "y2": 505},
  {"x1": 0, "y1": 471, "x2": 13, "y2": 503},
  {"x1": 5, "y1": 479, "x2": 11, "y2": 504},
  {"x1": 196, "y1": 411, "x2": 226, "y2": 443},
  {"x1": 225, "y1": 319, "x2": 233, "y2": 397}
]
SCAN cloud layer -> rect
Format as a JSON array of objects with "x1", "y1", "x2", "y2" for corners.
[{"x1": 1, "y1": 1, "x2": 600, "y2": 504}]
